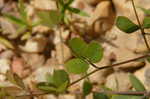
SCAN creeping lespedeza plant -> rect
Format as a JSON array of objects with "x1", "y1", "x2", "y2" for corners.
[{"x1": 1, "y1": 0, "x2": 150, "y2": 99}]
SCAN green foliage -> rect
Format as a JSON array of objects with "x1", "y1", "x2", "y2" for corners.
[
  {"x1": 65, "y1": 58, "x2": 89, "y2": 74},
  {"x1": 67, "y1": 7, "x2": 89, "y2": 17},
  {"x1": 112, "y1": 95, "x2": 141, "y2": 99},
  {"x1": 0, "y1": 88, "x2": 8, "y2": 99},
  {"x1": 93, "y1": 92, "x2": 109, "y2": 99},
  {"x1": 66, "y1": 37, "x2": 103, "y2": 74},
  {"x1": 83, "y1": 41, "x2": 103, "y2": 63},
  {"x1": 82, "y1": 80, "x2": 93, "y2": 96},
  {"x1": 68, "y1": 37, "x2": 87, "y2": 57},
  {"x1": 3, "y1": 13, "x2": 27, "y2": 27},
  {"x1": 37, "y1": 82, "x2": 57, "y2": 93},
  {"x1": 3, "y1": 0, "x2": 38, "y2": 39},
  {"x1": 1, "y1": 0, "x2": 149, "y2": 98},
  {"x1": 46, "y1": 74, "x2": 54, "y2": 84},
  {"x1": 37, "y1": 10, "x2": 61, "y2": 28},
  {"x1": 4, "y1": 0, "x2": 27, "y2": 27},
  {"x1": 0, "y1": 36, "x2": 14, "y2": 49},
  {"x1": 138, "y1": 7, "x2": 150, "y2": 16},
  {"x1": 116, "y1": 16, "x2": 139, "y2": 33},
  {"x1": 37, "y1": 70, "x2": 69, "y2": 94},
  {"x1": 53, "y1": 70, "x2": 70, "y2": 87},
  {"x1": 129, "y1": 74, "x2": 146, "y2": 91},
  {"x1": 143, "y1": 17, "x2": 150, "y2": 28},
  {"x1": 58, "y1": 0, "x2": 89, "y2": 22},
  {"x1": 6, "y1": 71, "x2": 25, "y2": 89},
  {"x1": 146, "y1": 56, "x2": 150, "y2": 63},
  {"x1": 68, "y1": 37, "x2": 103, "y2": 62},
  {"x1": 18, "y1": 0, "x2": 27, "y2": 20}
]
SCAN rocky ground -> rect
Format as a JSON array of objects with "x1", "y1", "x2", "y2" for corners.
[{"x1": 0, "y1": 0, "x2": 150, "y2": 99}]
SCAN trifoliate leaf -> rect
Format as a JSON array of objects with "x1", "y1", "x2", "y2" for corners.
[{"x1": 83, "y1": 81, "x2": 92, "y2": 96}]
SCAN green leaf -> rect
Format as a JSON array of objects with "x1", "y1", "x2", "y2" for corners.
[
  {"x1": 143, "y1": 17, "x2": 150, "y2": 28},
  {"x1": 56, "y1": 81, "x2": 68, "y2": 93},
  {"x1": 6, "y1": 71, "x2": 25, "y2": 89},
  {"x1": 83, "y1": 81, "x2": 92, "y2": 96},
  {"x1": 59, "y1": 0, "x2": 65, "y2": 6},
  {"x1": 38, "y1": 70, "x2": 69, "y2": 93},
  {"x1": 18, "y1": 0, "x2": 27, "y2": 20},
  {"x1": 66, "y1": 0, "x2": 74, "y2": 5},
  {"x1": 116, "y1": 16, "x2": 139, "y2": 33},
  {"x1": 37, "y1": 10, "x2": 61, "y2": 28},
  {"x1": 67, "y1": 7, "x2": 90, "y2": 17},
  {"x1": 31, "y1": 21, "x2": 41, "y2": 27},
  {"x1": 129, "y1": 74, "x2": 146, "y2": 91},
  {"x1": 3, "y1": 13, "x2": 27, "y2": 26},
  {"x1": 68, "y1": 37, "x2": 87, "y2": 57},
  {"x1": 0, "y1": 36, "x2": 14, "y2": 49},
  {"x1": 112, "y1": 95, "x2": 142, "y2": 99},
  {"x1": 101, "y1": 86, "x2": 112, "y2": 98},
  {"x1": 138, "y1": 7, "x2": 150, "y2": 16},
  {"x1": 65, "y1": 58, "x2": 89, "y2": 74},
  {"x1": 101, "y1": 85, "x2": 112, "y2": 91},
  {"x1": 6, "y1": 71, "x2": 16, "y2": 85},
  {"x1": 21, "y1": 32, "x2": 31, "y2": 40},
  {"x1": 53, "y1": 70, "x2": 69, "y2": 87},
  {"x1": 0, "y1": 88, "x2": 7, "y2": 99},
  {"x1": 13, "y1": 73, "x2": 25, "y2": 89},
  {"x1": 37, "y1": 82, "x2": 57, "y2": 92},
  {"x1": 37, "y1": 81, "x2": 68, "y2": 94},
  {"x1": 93, "y1": 92, "x2": 109, "y2": 99},
  {"x1": 69, "y1": 38, "x2": 103, "y2": 63},
  {"x1": 146, "y1": 56, "x2": 150, "y2": 63},
  {"x1": 46, "y1": 73, "x2": 54, "y2": 84},
  {"x1": 83, "y1": 41, "x2": 103, "y2": 63}
]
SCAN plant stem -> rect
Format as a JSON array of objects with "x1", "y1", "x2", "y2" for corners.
[
  {"x1": 131, "y1": 0, "x2": 150, "y2": 51},
  {"x1": 16, "y1": 91, "x2": 49, "y2": 97},
  {"x1": 144, "y1": 33, "x2": 150, "y2": 35},
  {"x1": 69, "y1": 54, "x2": 150, "y2": 86},
  {"x1": 98, "y1": 91, "x2": 147, "y2": 96},
  {"x1": 59, "y1": 26, "x2": 64, "y2": 64},
  {"x1": 16, "y1": 90, "x2": 150, "y2": 97}
]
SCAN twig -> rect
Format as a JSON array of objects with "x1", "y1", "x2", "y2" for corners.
[
  {"x1": 144, "y1": 33, "x2": 150, "y2": 35},
  {"x1": 131, "y1": 0, "x2": 150, "y2": 51},
  {"x1": 59, "y1": 26, "x2": 64, "y2": 64},
  {"x1": 99, "y1": 91, "x2": 147, "y2": 96},
  {"x1": 16, "y1": 91, "x2": 49, "y2": 97},
  {"x1": 69, "y1": 54, "x2": 150, "y2": 86}
]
